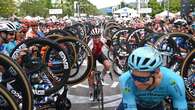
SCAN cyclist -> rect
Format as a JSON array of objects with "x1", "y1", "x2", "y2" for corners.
[
  {"x1": 87, "y1": 27, "x2": 111, "y2": 100},
  {"x1": 0, "y1": 21, "x2": 17, "y2": 55},
  {"x1": 26, "y1": 20, "x2": 44, "y2": 39},
  {"x1": 117, "y1": 46, "x2": 187, "y2": 110},
  {"x1": 0, "y1": 21, "x2": 17, "y2": 78}
]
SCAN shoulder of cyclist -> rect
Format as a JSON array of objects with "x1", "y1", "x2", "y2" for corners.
[
  {"x1": 3, "y1": 40, "x2": 17, "y2": 54},
  {"x1": 0, "y1": 44, "x2": 9, "y2": 56},
  {"x1": 160, "y1": 67, "x2": 188, "y2": 110},
  {"x1": 119, "y1": 71, "x2": 137, "y2": 110}
]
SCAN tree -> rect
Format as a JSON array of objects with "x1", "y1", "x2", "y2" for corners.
[
  {"x1": 189, "y1": 0, "x2": 195, "y2": 4},
  {"x1": 148, "y1": 0, "x2": 163, "y2": 16},
  {"x1": 189, "y1": 0, "x2": 195, "y2": 11},
  {"x1": 0, "y1": 0, "x2": 17, "y2": 17},
  {"x1": 62, "y1": 0, "x2": 99, "y2": 16},
  {"x1": 80, "y1": 0, "x2": 99, "y2": 15},
  {"x1": 169, "y1": 0, "x2": 181, "y2": 13},
  {"x1": 16, "y1": 0, "x2": 99, "y2": 17},
  {"x1": 120, "y1": 1, "x2": 126, "y2": 8},
  {"x1": 19, "y1": 0, "x2": 49, "y2": 17}
]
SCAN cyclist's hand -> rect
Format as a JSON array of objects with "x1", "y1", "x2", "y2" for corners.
[{"x1": 16, "y1": 48, "x2": 28, "y2": 64}]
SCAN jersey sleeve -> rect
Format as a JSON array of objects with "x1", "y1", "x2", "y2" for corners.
[
  {"x1": 119, "y1": 72, "x2": 137, "y2": 110},
  {"x1": 167, "y1": 74, "x2": 188, "y2": 110}
]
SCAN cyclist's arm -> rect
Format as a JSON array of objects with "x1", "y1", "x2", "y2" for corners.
[
  {"x1": 168, "y1": 76, "x2": 188, "y2": 110},
  {"x1": 119, "y1": 72, "x2": 137, "y2": 110}
]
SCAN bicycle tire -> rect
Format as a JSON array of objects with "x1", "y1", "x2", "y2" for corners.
[
  {"x1": 99, "y1": 82, "x2": 104, "y2": 110},
  {"x1": 154, "y1": 32, "x2": 194, "y2": 69},
  {"x1": 94, "y1": 71, "x2": 104, "y2": 110},
  {"x1": 46, "y1": 34, "x2": 77, "y2": 68},
  {"x1": 0, "y1": 53, "x2": 33, "y2": 110},
  {"x1": 10, "y1": 38, "x2": 71, "y2": 96},
  {"x1": 180, "y1": 49, "x2": 195, "y2": 101},
  {"x1": 0, "y1": 84, "x2": 20, "y2": 110},
  {"x1": 112, "y1": 57, "x2": 129, "y2": 76},
  {"x1": 46, "y1": 29, "x2": 74, "y2": 37},
  {"x1": 56, "y1": 36, "x2": 93, "y2": 85}
]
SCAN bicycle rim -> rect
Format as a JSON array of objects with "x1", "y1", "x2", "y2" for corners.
[{"x1": 0, "y1": 84, "x2": 19, "y2": 110}]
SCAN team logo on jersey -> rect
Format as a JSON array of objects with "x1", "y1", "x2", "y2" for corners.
[
  {"x1": 122, "y1": 87, "x2": 131, "y2": 94},
  {"x1": 170, "y1": 79, "x2": 182, "y2": 96},
  {"x1": 170, "y1": 79, "x2": 176, "y2": 86}
]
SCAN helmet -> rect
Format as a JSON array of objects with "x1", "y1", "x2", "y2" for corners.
[
  {"x1": 174, "y1": 19, "x2": 187, "y2": 27},
  {"x1": 90, "y1": 27, "x2": 101, "y2": 36},
  {"x1": 13, "y1": 21, "x2": 22, "y2": 31},
  {"x1": 0, "y1": 21, "x2": 16, "y2": 32},
  {"x1": 128, "y1": 46, "x2": 163, "y2": 72},
  {"x1": 29, "y1": 20, "x2": 38, "y2": 27}
]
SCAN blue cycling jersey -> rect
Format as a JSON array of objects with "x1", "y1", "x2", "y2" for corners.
[
  {"x1": 119, "y1": 66, "x2": 187, "y2": 110},
  {"x1": 0, "y1": 44, "x2": 9, "y2": 56},
  {"x1": 3, "y1": 40, "x2": 16, "y2": 55}
]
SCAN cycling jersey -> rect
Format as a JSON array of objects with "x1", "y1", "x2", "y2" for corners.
[
  {"x1": 3, "y1": 40, "x2": 16, "y2": 54},
  {"x1": 88, "y1": 36, "x2": 106, "y2": 57},
  {"x1": 92, "y1": 40, "x2": 104, "y2": 56},
  {"x1": 119, "y1": 66, "x2": 187, "y2": 110},
  {"x1": 0, "y1": 44, "x2": 9, "y2": 56}
]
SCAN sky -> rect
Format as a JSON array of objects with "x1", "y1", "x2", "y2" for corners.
[{"x1": 88, "y1": 0, "x2": 163, "y2": 9}]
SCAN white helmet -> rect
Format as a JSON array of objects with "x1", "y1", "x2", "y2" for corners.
[
  {"x1": 91, "y1": 27, "x2": 101, "y2": 36},
  {"x1": 0, "y1": 21, "x2": 16, "y2": 32}
]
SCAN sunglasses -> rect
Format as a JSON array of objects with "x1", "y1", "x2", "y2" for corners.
[{"x1": 131, "y1": 71, "x2": 155, "y2": 83}]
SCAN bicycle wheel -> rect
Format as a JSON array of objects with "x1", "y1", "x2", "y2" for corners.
[
  {"x1": 10, "y1": 38, "x2": 71, "y2": 96},
  {"x1": 55, "y1": 36, "x2": 93, "y2": 85},
  {"x1": 181, "y1": 49, "x2": 195, "y2": 101},
  {"x1": 94, "y1": 71, "x2": 104, "y2": 110},
  {"x1": 0, "y1": 53, "x2": 33, "y2": 110},
  {"x1": 98, "y1": 82, "x2": 104, "y2": 110},
  {"x1": 0, "y1": 84, "x2": 19, "y2": 110},
  {"x1": 47, "y1": 34, "x2": 77, "y2": 69},
  {"x1": 154, "y1": 32, "x2": 195, "y2": 73}
]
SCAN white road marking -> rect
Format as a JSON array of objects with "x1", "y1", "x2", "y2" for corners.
[
  {"x1": 102, "y1": 82, "x2": 110, "y2": 86},
  {"x1": 67, "y1": 94, "x2": 122, "y2": 104},
  {"x1": 71, "y1": 84, "x2": 89, "y2": 88},
  {"x1": 111, "y1": 81, "x2": 119, "y2": 88}
]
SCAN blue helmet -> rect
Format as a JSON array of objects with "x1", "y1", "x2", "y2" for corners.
[
  {"x1": 128, "y1": 46, "x2": 163, "y2": 72},
  {"x1": 13, "y1": 21, "x2": 22, "y2": 31}
]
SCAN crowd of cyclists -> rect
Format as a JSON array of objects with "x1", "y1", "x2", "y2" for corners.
[{"x1": 0, "y1": 10, "x2": 194, "y2": 110}]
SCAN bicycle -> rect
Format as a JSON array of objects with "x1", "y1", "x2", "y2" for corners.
[{"x1": 93, "y1": 70, "x2": 104, "y2": 110}]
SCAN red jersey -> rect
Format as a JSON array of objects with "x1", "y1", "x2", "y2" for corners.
[{"x1": 92, "y1": 39, "x2": 103, "y2": 57}]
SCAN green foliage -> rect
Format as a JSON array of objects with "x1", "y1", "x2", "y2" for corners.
[
  {"x1": 19, "y1": 0, "x2": 49, "y2": 17},
  {"x1": 0, "y1": 0, "x2": 17, "y2": 17},
  {"x1": 0, "y1": 0, "x2": 99, "y2": 17},
  {"x1": 120, "y1": 2, "x2": 126, "y2": 8},
  {"x1": 169, "y1": 0, "x2": 181, "y2": 13},
  {"x1": 148, "y1": 0, "x2": 163, "y2": 16},
  {"x1": 189, "y1": 0, "x2": 195, "y2": 4}
]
